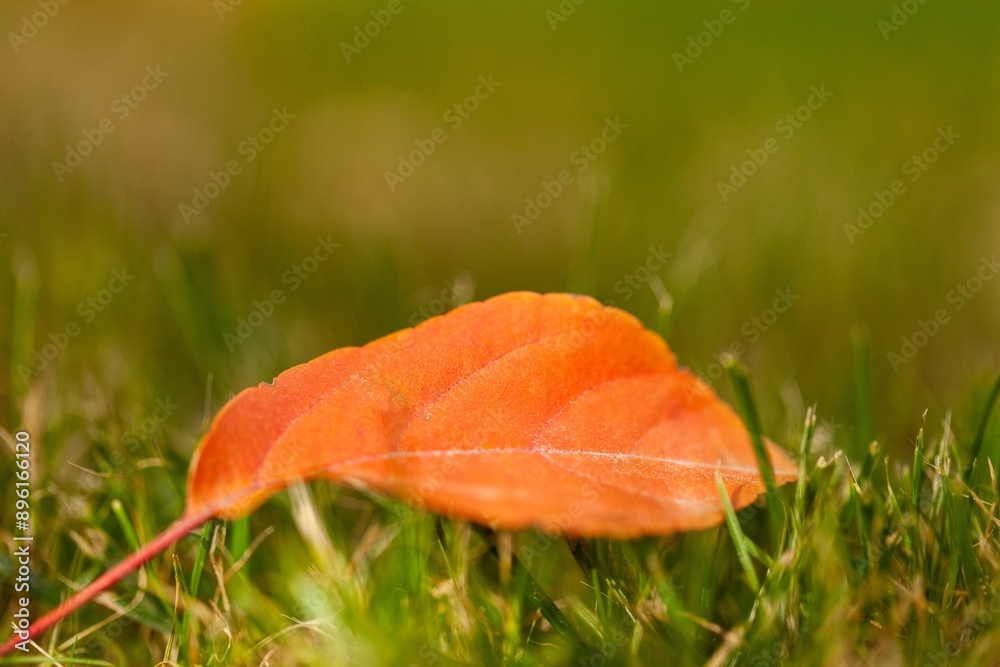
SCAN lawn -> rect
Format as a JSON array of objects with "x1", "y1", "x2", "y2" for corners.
[{"x1": 2, "y1": 1, "x2": 1000, "y2": 665}]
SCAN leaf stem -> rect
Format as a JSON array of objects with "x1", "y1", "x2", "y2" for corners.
[{"x1": 0, "y1": 511, "x2": 212, "y2": 657}]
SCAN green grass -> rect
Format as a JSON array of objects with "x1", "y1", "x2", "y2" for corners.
[
  {"x1": 2, "y1": 359, "x2": 999, "y2": 665},
  {"x1": 2, "y1": 2, "x2": 1000, "y2": 664}
]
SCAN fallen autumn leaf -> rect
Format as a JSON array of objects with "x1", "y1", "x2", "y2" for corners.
[{"x1": 0, "y1": 291, "x2": 796, "y2": 655}]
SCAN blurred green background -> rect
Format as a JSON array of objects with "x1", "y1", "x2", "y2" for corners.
[{"x1": 2, "y1": 0, "x2": 999, "y2": 462}]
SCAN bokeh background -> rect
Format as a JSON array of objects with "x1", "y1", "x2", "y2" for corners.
[
  {"x1": 2, "y1": 1, "x2": 999, "y2": 507},
  {"x1": 3, "y1": 2, "x2": 1000, "y2": 665}
]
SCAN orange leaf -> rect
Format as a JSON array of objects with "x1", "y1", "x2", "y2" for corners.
[{"x1": 0, "y1": 291, "x2": 796, "y2": 655}]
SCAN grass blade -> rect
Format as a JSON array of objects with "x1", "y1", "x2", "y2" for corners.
[
  {"x1": 228, "y1": 516, "x2": 250, "y2": 579},
  {"x1": 166, "y1": 553, "x2": 187, "y2": 661},
  {"x1": 913, "y1": 411, "x2": 927, "y2": 513},
  {"x1": 793, "y1": 407, "x2": 817, "y2": 538},
  {"x1": 965, "y1": 372, "x2": 1000, "y2": 480},
  {"x1": 648, "y1": 274, "x2": 674, "y2": 342},
  {"x1": 724, "y1": 357, "x2": 783, "y2": 546},
  {"x1": 189, "y1": 518, "x2": 217, "y2": 599},
  {"x1": 473, "y1": 525, "x2": 590, "y2": 651},
  {"x1": 715, "y1": 469, "x2": 761, "y2": 591},
  {"x1": 111, "y1": 500, "x2": 143, "y2": 560}
]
